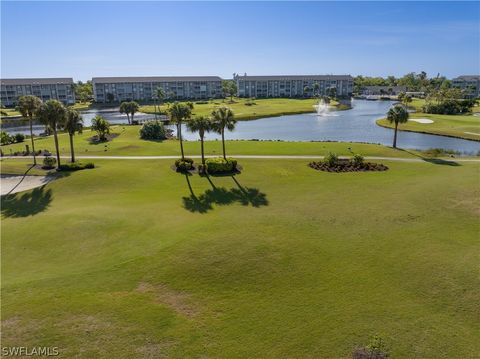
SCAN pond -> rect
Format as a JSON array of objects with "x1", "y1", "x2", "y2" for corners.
[
  {"x1": 2, "y1": 100, "x2": 479, "y2": 153},
  {"x1": 177, "y1": 100, "x2": 480, "y2": 154}
]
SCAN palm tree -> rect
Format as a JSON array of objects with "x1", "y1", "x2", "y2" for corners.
[
  {"x1": 64, "y1": 108, "x2": 83, "y2": 162},
  {"x1": 303, "y1": 86, "x2": 310, "y2": 98},
  {"x1": 37, "y1": 100, "x2": 67, "y2": 167},
  {"x1": 155, "y1": 87, "x2": 165, "y2": 117},
  {"x1": 128, "y1": 101, "x2": 140, "y2": 124},
  {"x1": 186, "y1": 116, "x2": 213, "y2": 172},
  {"x1": 169, "y1": 102, "x2": 192, "y2": 160},
  {"x1": 211, "y1": 106, "x2": 236, "y2": 159},
  {"x1": 16, "y1": 95, "x2": 42, "y2": 165},
  {"x1": 313, "y1": 83, "x2": 320, "y2": 97},
  {"x1": 119, "y1": 102, "x2": 130, "y2": 124},
  {"x1": 402, "y1": 95, "x2": 412, "y2": 108},
  {"x1": 91, "y1": 115, "x2": 110, "y2": 141},
  {"x1": 387, "y1": 104, "x2": 409, "y2": 148}
]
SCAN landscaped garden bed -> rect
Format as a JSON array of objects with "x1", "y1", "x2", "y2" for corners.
[{"x1": 309, "y1": 153, "x2": 388, "y2": 172}]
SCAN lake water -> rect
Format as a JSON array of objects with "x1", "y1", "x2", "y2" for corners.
[
  {"x1": 2, "y1": 100, "x2": 479, "y2": 153},
  {"x1": 178, "y1": 100, "x2": 480, "y2": 153}
]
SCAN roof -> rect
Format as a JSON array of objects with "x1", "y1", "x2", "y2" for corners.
[
  {"x1": 235, "y1": 75, "x2": 353, "y2": 81},
  {"x1": 452, "y1": 75, "x2": 480, "y2": 81},
  {"x1": 1, "y1": 78, "x2": 74, "y2": 85},
  {"x1": 92, "y1": 76, "x2": 223, "y2": 83}
]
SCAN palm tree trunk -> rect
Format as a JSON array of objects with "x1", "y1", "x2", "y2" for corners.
[
  {"x1": 69, "y1": 134, "x2": 75, "y2": 162},
  {"x1": 178, "y1": 123, "x2": 185, "y2": 160},
  {"x1": 29, "y1": 116, "x2": 37, "y2": 165},
  {"x1": 200, "y1": 135, "x2": 205, "y2": 166},
  {"x1": 53, "y1": 126, "x2": 61, "y2": 167},
  {"x1": 393, "y1": 122, "x2": 398, "y2": 148},
  {"x1": 222, "y1": 128, "x2": 226, "y2": 159},
  {"x1": 131, "y1": 112, "x2": 135, "y2": 124}
]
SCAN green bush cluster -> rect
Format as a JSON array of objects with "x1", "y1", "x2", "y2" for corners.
[
  {"x1": 1, "y1": 131, "x2": 25, "y2": 145},
  {"x1": 351, "y1": 154, "x2": 364, "y2": 166},
  {"x1": 42, "y1": 156, "x2": 57, "y2": 169},
  {"x1": 175, "y1": 157, "x2": 194, "y2": 172},
  {"x1": 139, "y1": 120, "x2": 167, "y2": 140},
  {"x1": 205, "y1": 157, "x2": 237, "y2": 173},
  {"x1": 58, "y1": 162, "x2": 95, "y2": 171},
  {"x1": 422, "y1": 99, "x2": 476, "y2": 115},
  {"x1": 324, "y1": 152, "x2": 339, "y2": 166}
]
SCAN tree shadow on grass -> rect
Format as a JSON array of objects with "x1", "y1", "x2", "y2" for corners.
[
  {"x1": 397, "y1": 149, "x2": 461, "y2": 166},
  {"x1": 1, "y1": 185, "x2": 52, "y2": 218},
  {"x1": 182, "y1": 174, "x2": 268, "y2": 213},
  {"x1": 230, "y1": 176, "x2": 269, "y2": 207}
]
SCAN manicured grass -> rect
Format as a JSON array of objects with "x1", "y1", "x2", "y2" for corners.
[
  {"x1": 0, "y1": 125, "x2": 424, "y2": 158},
  {"x1": 0, "y1": 108, "x2": 21, "y2": 117},
  {"x1": 1, "y1": 158, "x2": 479, "y2": 358},
  {"x1": 140, "y1": 97, "x2": 346, "y2": 120},
  {"x1": 377, "y1": 113, "x2": 480, "y2": 141},
  {"x1": 69, "y1": 101, "x2": 92, "y2": 111}
]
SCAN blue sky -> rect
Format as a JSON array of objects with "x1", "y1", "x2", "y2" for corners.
[{"x1": 1, "y1": 1, "x2": 479, "y2": 81}]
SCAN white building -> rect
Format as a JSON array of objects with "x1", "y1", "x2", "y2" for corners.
[
  {"x1": 92, "y1": 76, "x2": 223, "y2": 103},
  {"x1": 452, "y1": 75, "x2": 480, "y2": 98},
  {"x1": 0, "y1": 78, "x2": 75, "y2": 107},
  {"x1": 234, "y1": 74, "x2": 353, "y2": 98}
]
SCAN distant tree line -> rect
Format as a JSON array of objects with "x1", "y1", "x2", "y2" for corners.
[{"x1": 354, "y1": 71, "x2": 452, "y2": 94}]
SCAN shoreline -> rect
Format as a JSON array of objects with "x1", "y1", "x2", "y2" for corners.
[{"x1": 375, "y1": 119, "x2": 480, "y2": 142}]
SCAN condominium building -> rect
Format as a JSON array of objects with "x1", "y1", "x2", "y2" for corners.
[
  {"x1": 234, "y1": 74, "x2": 353, "y2": 98},
  {"x1": 0, "y1": 78, "x2": 75, "y2": 107},
  {"x1": 92, "y1": 76, "x2": 223, "y2": 103},
  {"x1": 452, "y1": 75, "x2": 480, "y2": 98}
]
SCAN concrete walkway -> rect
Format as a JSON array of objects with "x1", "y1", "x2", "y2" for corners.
[{"x1": 1, "y1": 175, "x2": 54, "y2": 196}]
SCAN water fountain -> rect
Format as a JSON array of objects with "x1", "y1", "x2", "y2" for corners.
[{"x1": 313, "y1": 98, "x2": 330, "y2": 116}]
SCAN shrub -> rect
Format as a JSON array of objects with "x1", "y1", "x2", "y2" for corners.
[
  {"x1": 175, "y1": 157, "x2": 194, "y2": 172},
  {"x1": 351, "y1": 154, "x2": 364, "y2": 166},
  {"x1": 324, "y1": 152, "x2": 338, "y2": 167},
  {"x1": 14, "y1": 133, "x2": 25, "y2": 143},
  {"x1": 422, "y1": 99, "x2": 476, "y2": 115},
  {"x1": 351, "y1": 335, "x2": 389, "y2": 359},
  {"x1": 139, "y1": 120, "x2": 167, "y2": 140},
  {"x1": 205, "y1": 157, "x2": 237, "y2": 173},
  {"x1": 42, "y1": 156, "x2": 57, "y2": 169},
  {"x1": 1, "y1": 131, "x2": 12, "y2": 145},
  {"x1": 58, "y1": 162, "x2": 95, "y2": 171}
]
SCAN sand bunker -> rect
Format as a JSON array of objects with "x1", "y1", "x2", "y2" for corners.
[
  {"x1": 409, "y1": 118, "x2": 434, "y2": 124},
  {"x1": 1, "y1": 175, "x2": 54, "y2": 195}
]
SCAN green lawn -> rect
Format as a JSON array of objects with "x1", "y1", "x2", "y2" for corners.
[
  {"x1": 377, "y1": 113, "x2": 480, "y2": 141},
  {"x1": 1, "y1": 158, "x2": 479, "y2": 358},
  {"x1": 69, "y1": 101, "x2": 92, "y2": 111},
  {"x1": 0, "y1": 125, "x2": 425, "y2": 158},
  {"x1": 0, "y1": 108, "x2": 21, "y2": 117},
  {"x1": 376, "y1": 98, "x2": 480, "y2": 141},
  {"x1": 140, "y1": 97, "x2": 347, "y2": 120}
]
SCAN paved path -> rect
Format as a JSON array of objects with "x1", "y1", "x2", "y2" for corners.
[
  {"x1": 2, "y1": 155, "x2": 480, "y2": 162},
  {"x1": 1, "y1": 175, "x2": 54, "y2": 196}
]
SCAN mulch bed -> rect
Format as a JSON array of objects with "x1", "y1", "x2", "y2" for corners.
[
  {"x1": 170, "y1": 164, "x2": 242, "y2": 175},
  {"x1": 88, "y1": 133, "x2": 119, "y2": 144},
  {"x1": 309, "y1": 159, "x2": 388, "y2": 172}
]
